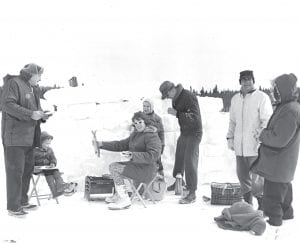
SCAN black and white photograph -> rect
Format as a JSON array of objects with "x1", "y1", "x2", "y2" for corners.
[{"x1": 1, "y1": 0, "x2": 300, "y2": 242}]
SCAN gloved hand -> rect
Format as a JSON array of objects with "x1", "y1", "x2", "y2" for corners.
[{"x1": 227, "y1": 138, "x2": 234, "y2": 151}]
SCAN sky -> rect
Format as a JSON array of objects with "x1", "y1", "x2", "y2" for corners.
[{"x1": 1, "y1": 0, "x2": 300, "y2": 91}]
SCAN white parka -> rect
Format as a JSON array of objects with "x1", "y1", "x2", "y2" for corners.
[{"x1": 227, "y1": 89, "x2": 273, "y2": 156}]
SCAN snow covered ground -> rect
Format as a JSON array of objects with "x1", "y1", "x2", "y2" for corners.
[{"x1": 0, "y1": 84, "x2": 299, "y2": 243}]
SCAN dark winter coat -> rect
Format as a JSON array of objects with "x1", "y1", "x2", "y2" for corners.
[
  {"x1": 1, "y1": 74, "x2": 42, "y2": 146},
  {"x1": 253, "y1": 75, "x2": 300, "y2": 183},
  {"x1": 33, "y1": 147, "x2": 57, "y2": 166},
  {"x1": 172, "y1": 84, "x2": 202, "y2": 136},
  {"x1": 101, "y1": 126, "x2": 162, "y2": 183},
  {"x1": 145, "y1": 111, "x2": 165, "y2": 145}
]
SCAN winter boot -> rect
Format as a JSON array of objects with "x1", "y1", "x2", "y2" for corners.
[
  {"x1": 283, "y1": 207, "x2": 294, "y2": 220},
  {"x1": 243, "y1": 191, "x2": 253, "y2": 205},
  {"x1": 256, "y1": 196, "x2": 263, "y2": 211},
  {"x1": 179, "y1": 190, "x2": 196, "y2": 204},
  {"x1": 105, "y1": 192, "x2": 120, "y2": 203},
  {"x1": 267, "y1": 217, "x2": 282, "y2": 226},
  {"x1": 45, "y1": 175, "x2": 64, "y2": 198},
  {"x1": 108, "y1": 185, "x2": 131, "y2": 210},
  {"x1": 64, "y1": 182, "x2": 78, "y2": 196}
]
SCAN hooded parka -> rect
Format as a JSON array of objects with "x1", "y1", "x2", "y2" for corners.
[{"x1": 253, "y1": 74, "x2": 300, "y2": 183}]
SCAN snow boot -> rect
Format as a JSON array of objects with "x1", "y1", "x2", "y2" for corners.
[
  {"x1": 179, "y1": 191, "x2": 196, "y2": 204},
  {"x1": 108, "y1": 185, "x2": 131, "y2": 210},
  {"x1": 243, "y1": 191, "x2": 253, "y2": 205},
  {"x1": 64, "y1": 182, "x2": 78, "y2": 196},
  {"x1": 283, "y1": 207, "x2": 294, "y2": 220},
  {"x1": 45, "y1": 175, "x2": 64, "y2": 198},
  {"x1": 105, "y1": 193, "x2": 119, "y2": 204}
]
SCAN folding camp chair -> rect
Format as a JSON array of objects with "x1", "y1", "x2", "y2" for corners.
[
  {"x1": 129, "y1": 176, "x2": 157, "y2": 208},
  {"x1": 29, "y1": 167, "x2": 59, "y2": 205}
]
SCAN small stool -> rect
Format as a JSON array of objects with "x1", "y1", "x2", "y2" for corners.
[
  {"x1": 29, "y1": 169, "x2": 59, "y2": 206},
  {"x1": 129, "y1": 177, "x2": 156, "y2": 208}
]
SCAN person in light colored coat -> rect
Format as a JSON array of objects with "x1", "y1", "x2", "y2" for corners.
[
  {"x1": 252, "y1": 73, "x2": 300, "y2": 226},
  {"x1": 226, "y1": 70, "x2": 273, "y2": 208}
]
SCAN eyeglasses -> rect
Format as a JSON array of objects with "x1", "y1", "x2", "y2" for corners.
[{"x1": 133, "y1": 120, "x2": 143, "y2": 126}]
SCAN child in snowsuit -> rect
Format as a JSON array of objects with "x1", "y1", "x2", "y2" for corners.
[{"x1": 33, "y1": 131, "x2": 77, "y2": 198}]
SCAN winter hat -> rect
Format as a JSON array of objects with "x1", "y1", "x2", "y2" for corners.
[
  {"x1": 239, "y1": 70, "x2": 255, "y2": 84},
  {"x1": 40, "y1": 131, "x2": 53, "y2": 145},
  {"x1": 274, "y1": 73, "x2": 298, "y2": 103},
  {"x1": 143, "y1": 98, "x2": 154, "y2": 113},
  {"x1": 20, "y1": 63, "x2": 44, "y2": 81},
  {"x1": 159, "y1": 81, "x2": 175, "y2": 99}
]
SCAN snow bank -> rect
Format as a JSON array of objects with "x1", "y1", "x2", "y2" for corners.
[{"x1": 36, "y1": 85, "x2": 237, "y2": 190}]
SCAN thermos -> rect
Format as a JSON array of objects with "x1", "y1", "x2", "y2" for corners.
[{"x1": 175, "y1": 173, "x2": 183, "y2": 195}]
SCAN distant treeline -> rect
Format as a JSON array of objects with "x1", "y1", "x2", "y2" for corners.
[{"x1": 190, "y1": 85, "x2": 288, "y2": 112}]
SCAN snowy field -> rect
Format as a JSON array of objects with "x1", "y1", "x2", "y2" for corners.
[{"x1": 0, "y1": 85, "x2": 299, "y2": 243}]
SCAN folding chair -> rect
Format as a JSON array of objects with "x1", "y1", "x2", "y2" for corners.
[
  {"x1": 129, "y1": 176, "x2": 157, "y2": 208},
  {"x1": 29, "y1": 167, "x2": 59, "y2": 206}
]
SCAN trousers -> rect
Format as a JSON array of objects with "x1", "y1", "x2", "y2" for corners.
[
  {"x1": 172, "y1": 133, "x2": 201, "y2": 191},
  {"x1": 4, "y1": 146, "x2": 34, "y2": 211}
]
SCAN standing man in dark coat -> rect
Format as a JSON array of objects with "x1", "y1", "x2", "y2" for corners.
[
  {"x1": 159, "y1": 81, "x2": 202, "y2": 204},
  {"x1": 252, "y1": 73, "x2": 300, "y2": 226},
  {"x1": 1, "y1": 63, "x2": 50, "y2": 217}
]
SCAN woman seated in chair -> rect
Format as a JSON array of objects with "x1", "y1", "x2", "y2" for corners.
[
  {"x1": 33, "y1": 131, "x2": 77, "y2": 198},
  {"x1": 93, "y1": 111, "x2": 161, "y2": 210}
]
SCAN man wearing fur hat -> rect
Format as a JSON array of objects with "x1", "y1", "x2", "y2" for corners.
[
  {"x1": 159, "y1": 81, "x2": 202, "y2": 204},
  {"x1": 1, "y1": 63, "x2": 51, "y2": 217},
  {"x1": 227, "y1": 70, "x2": 273, "y2": 209},
  {"x1": 252, "y1": 73, "x2": 300, "y2": 226}
]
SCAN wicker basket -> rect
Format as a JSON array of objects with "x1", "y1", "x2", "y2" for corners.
[{"x1": 211, "y1": 182, "x2": 242, "y2": 205}]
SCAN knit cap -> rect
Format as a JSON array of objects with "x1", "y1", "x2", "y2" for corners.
[
  {"x1": 40, "y1": 131, "x2": 53, "y2": 144},
  {"x1": 20, "y1": 63, "x2": 44, "y2": 81}
]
